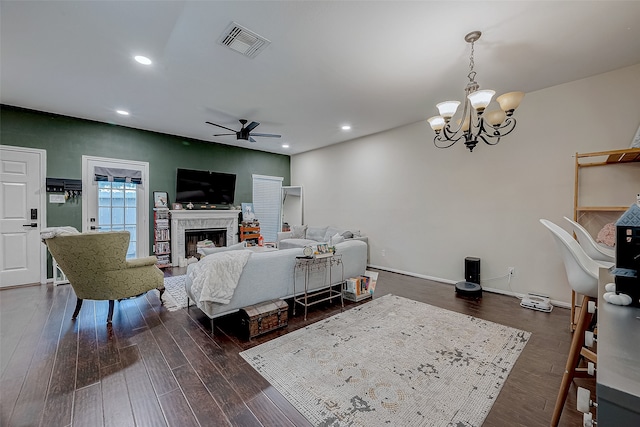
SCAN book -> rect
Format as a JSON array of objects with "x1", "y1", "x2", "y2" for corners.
[{"x1": 364, "y1": 270, "x2": 378, "y2": 294}]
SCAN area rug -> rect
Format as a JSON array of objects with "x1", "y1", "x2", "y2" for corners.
[
  {"x1": 240, "y1": 294, "x2": 530, "y2": 427},
  {"x1": 161, "y1": 275, "x2": 189, "y2": 311}
]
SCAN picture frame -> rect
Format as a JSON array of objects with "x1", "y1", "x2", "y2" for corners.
[
  {"x1": 154, "y1": 191, "x2": 168, "y2": 208},
  {"x1": 172, "y1": 202, "x2": 183, "y2": 210},
  {"x1": 242, "y1": 202, "x2": 255, "y2": 220},
  {"x1": 317, "y1": 243, "x2": 329, "y2": 254},
  {"x1": 631, "y1": 124, "x2": 640, "y2": 149}
]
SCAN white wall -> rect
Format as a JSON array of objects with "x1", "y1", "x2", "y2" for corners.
[{"x1": 291, "y1": 63, "x2": 640, "y2": 304}]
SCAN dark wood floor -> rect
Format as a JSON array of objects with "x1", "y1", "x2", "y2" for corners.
[{"x1": 0, "y1": 268, "x2": 593, "y2": 426}]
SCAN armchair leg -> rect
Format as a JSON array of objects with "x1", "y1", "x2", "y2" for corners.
[
  {"x1": 107, "y1": 300, "x2": 115, "y2": 323},
  {"x1": 158, "y1": 286, "x2": 165, "y2": 302},
  {"x1": 72, "y1": 298, "x2": 83, "y2": 320}
]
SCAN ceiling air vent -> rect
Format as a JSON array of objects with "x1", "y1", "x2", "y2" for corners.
[{"x1": 219, "y1": 22, "x2": 270, "y2": 59}]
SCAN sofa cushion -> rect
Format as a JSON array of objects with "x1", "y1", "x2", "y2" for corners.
[
  {"x1": 330, "y1": 233, "x2": 345, "y2": 245},
  {"x1": 291, "y1": 224, "x2": 307, "y2": 239},
  {"x1": 200, "y1": 241, "x2": 246, "y2": 256},
  {"x1": 306, "y1": 226, "x2": 328, "y2": 242},
  {"x1": 278, "y1": 238, "x2": 318, "y2": 250},
  {"x1": 341, "y1": 230, "x2": 354, "y2": 239},
  {"x1": 323, "y1": 226, "x2": 344, "y2": 243}
]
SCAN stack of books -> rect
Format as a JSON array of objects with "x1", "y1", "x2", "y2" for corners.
[{"x1": 343, "y1": 271, "x2": 378, "y2": 302}]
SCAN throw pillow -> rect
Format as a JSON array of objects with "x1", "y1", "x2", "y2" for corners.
[
  {"x1": 291, "y1": 225, "x2": 307, "y2": 239},
  {"x1": 201, "y1": 241, "x2": 247, "y2": 256},
  {"x1": 330, "y1": 232, "x2": 345, "y2": 245},
  {"x1": 596, "y1": 223, "x2": 616, "y2": 247},
  {"x1": 341, "y1": 230, "x2": 354, "y2": 239},
  {"x1": 306, "y1": 226, "x2": 328, "y2": 241}
]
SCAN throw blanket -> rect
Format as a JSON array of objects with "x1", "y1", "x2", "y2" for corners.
[
  {"x1": 188, "y1": 250, "x2": 252, "y2": 304},
  {"x1": 40, "y1": 226, "x2": 79, "y2": 241}
]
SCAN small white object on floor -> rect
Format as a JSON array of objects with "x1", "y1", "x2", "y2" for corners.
[{"x1": 520, "y1": 293, "x2": 553, "y2": 312}]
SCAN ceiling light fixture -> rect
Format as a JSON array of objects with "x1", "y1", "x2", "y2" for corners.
[
  {"x1": 282, "y1": 144, "x2": 289, "y2": 149},
  {"x1": 116, "y1": 110, "x2": 130, "y2": 116},
  {"x1": 341, "y1": 125, "x2": 351, "y2": 131},
  {"x1": 427, "y1": 31, "x2": 525, "y2": 152},
  {"x1": 134, "y1": 55, "x2": 152, "y2": 65}
]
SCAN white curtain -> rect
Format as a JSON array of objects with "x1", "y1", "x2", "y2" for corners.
[{"x1": 252, "y1": 174, "x2": 283, "y2": 242}]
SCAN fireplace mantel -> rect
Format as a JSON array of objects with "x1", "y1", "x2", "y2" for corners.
[{"x1": 170, "y1": 209, "x2": 240, "y2": 266}]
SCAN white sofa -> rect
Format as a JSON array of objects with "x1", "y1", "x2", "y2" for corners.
[
  {"x1": 184, "y1": 239, "x2": 368, "y2": 329},
  {"x1": 277, "y1": 225, "x2": 368, "y2": 249}
]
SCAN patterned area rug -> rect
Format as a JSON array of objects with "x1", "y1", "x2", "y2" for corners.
[
  {"x1": 162, "y1": 275, "x2": 189, "y2": 311},
  {"x1": 240, "y1": 294, "x2": 530, "y2": 427}
]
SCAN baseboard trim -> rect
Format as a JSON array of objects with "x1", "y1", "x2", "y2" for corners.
[{"x1": 367, "y1": 264, "x2": 570, "y2": 309}]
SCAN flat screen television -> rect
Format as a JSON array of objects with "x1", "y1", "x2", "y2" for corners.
[{"x1": 175, "y1": 168, "x2": 236, "y2": 205}]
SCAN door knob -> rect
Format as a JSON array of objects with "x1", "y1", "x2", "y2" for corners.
[{"x1": 22, "y1": 223, "x2": 37, "y2": 227}]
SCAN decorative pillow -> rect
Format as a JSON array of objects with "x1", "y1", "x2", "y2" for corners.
[
  {"x1": 291, "y1": 225, "x2": 307, "y2": 239},
  {"x1": 596, "y1": 223, "x2": 616, "y2": 247},
  {"x1": 201, "y1": 241, "x2": 247, "y2": 256},
  {"x1": 306, "y1": 226, "x2": 328, "y2": 242},
  {"x1": 330, "y1": 233, "x2": 345, "y2": 245},
  {"x1": 323, "y1": 226, "x2": 343, "y2": 242}
]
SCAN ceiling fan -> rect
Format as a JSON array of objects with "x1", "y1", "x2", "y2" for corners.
[{"x1": 206, "y1": 119, "x2": 281, "y2": 142}]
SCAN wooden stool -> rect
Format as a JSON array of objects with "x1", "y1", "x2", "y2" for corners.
[{"x1": 550, "y1": 295, "x2": 597, "y2": 426}]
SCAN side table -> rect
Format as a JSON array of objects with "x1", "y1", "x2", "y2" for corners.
[{"x1": 293, "y1": 254, "x2": 344, "y2": 320}]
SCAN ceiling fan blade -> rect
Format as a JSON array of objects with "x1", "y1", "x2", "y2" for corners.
[
  {"x1": 213, "y1": 133, "x2": 235, "y2": 137},
  {"x1": 251, "y1": 133, "x2": 281, "y2": 138},
  {"x1": 245, "y1": 121, "x2": 260, "y2": 132},
  {"x1": 206, "y1": 121, "x2": 237, "y2": 133},
  {"x1": 249, "y1": 136, "x2": 257, "y2": 143}
]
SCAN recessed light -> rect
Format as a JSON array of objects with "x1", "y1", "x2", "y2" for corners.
[
  {"x1": 341, "y1": 125, "x2": 351, "y2": 131},
  {"x1": 116, "y1": 110, "x2": 130, "y2": 116},
  {"x1": 281, "y1": 144, "x2": 290, "y2": 149},
  {"x1": 134, "y1": 55, "x2": 152, "y2": 65}
]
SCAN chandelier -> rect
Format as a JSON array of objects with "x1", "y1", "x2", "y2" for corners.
[{"x1": 427, "y1": 31, "x2": 525, "y2": 152}]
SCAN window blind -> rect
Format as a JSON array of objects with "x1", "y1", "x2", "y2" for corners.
[
  {"x1": 252, "y1": 174, "x2": 283, "y2": 242},
  {"x1": 94, "y1": 166, "x2": 142, "y2": 184}
]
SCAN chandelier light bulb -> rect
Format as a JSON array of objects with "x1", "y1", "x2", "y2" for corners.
[
  {"x1": 457, "y1": 117, "x2": 471, "y2": 132},
  {"x1": 497, "y1": 91, "x2": 525, "y2": 116},
  {"x1": 427, "y1": 116, "x2": 446, "y2": 132},
  {"x1": 436, "y1": 101, "x2": 461, "y2": 119},
  {"x1": 485, "y1": 109, "x2": 507, "y2": 126},
  {"x1": 467, "y1": 90, "x2": 495, "y2": 112}
]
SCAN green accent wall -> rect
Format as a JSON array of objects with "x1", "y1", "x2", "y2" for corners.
[{"x1": 1, "y1": 105, "x2": 290, "y2": 256}]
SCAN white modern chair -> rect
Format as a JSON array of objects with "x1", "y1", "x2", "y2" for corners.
[
  {"x1": 540, "y1": 219, "x2": 600, "y2": 427},
  {"x1": 563, "y1": 216, "x2": 615, "y2": 263}
]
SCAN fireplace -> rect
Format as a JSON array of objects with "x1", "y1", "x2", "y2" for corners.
[
  {"x1": 184, "y1": 228, "x2": 227, "y2": 258},
  {"x1": 170, "y1": 209, "x2": 240, "y2": 266}
]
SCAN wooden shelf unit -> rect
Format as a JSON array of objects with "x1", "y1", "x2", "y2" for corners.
[
  {"x1": 239, "y1": 225, "x2": 260, "y2": 244},
  {"x1": 153, "y1": 208, "x2": 171, "y2": 268},
  {"x1": 570, "y1": 147, "x2": 640, "y2": 330},
  {"x1": 574, "y1": 148, "x2": 640, "y2": 218}
]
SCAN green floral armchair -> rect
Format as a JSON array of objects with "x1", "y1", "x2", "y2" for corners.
[{"x1": 44, "y1": 231, "x2": 164, "y2": 323}]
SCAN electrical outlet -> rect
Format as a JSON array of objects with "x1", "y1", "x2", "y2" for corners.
[
  {"x1": 381, "y1": 249, "x2": 386, "y2": 257},
  {"x1": 508, "y1": 267, "x2": 515, "y2": 276}
]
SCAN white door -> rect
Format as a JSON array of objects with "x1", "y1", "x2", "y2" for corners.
[
  {"x1": 0, "y1": 145, "x2": 46, "y2": 287},
  {"x1": 82, "y1": 156, "x2": 149, "y2": 258}
]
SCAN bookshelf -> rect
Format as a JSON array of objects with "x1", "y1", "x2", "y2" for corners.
[
  {"x1": 153, "y1": 208, "x2": 171, "y2": 268},
  {"x1": 240, "y1": 220, "x2": 260, "y2": 245},
  {"x1": 343, "y1": 271, "x2": 378, "y2": 302}
]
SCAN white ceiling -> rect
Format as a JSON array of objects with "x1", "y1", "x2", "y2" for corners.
[{"x1": 2, "y1": 1, "x2": 640, "y2": 155}]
